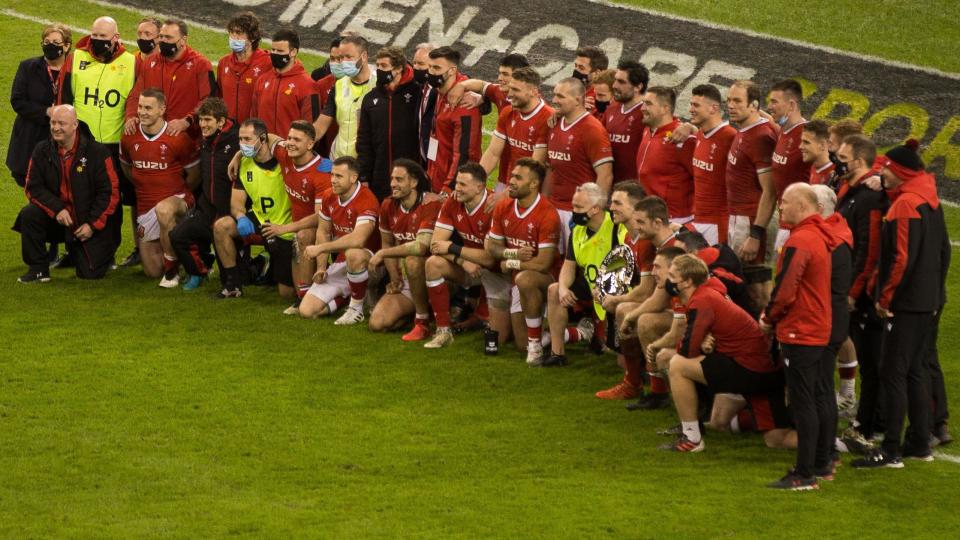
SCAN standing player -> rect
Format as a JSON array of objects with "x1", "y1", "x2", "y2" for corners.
[
  {"x1": 366, "y1": 159, "x2": 441, "y2": 338},
  {"x1": 299, "y1": 157, "x2": 380, "y2": 323},
  {"x1": 636, "y1": 87, "x2": 696, "y2": 223},
  {"x1": 425, "y1": 163, "x2": 506, "y2": 349},
  {"x1": 424, "y1": 46, "x2": 482, "y2": 193},
  {"x1": 487, "y1": 158, "x2": 562, "y2": 365},
  {"x1": 799, "y1": 120, "x2": 835, "y2": 186},
  {"x1": 571, "y1": 46, "x2": 609, "y2": 114},
  {"x1": 218, "y1": 11, "x2": 271, "y2": 124},
  {"x1": 480, "y1": 67, "x2": 552, "y2": 196},
  {"x1": 443, "y1": 53, "x2": 531, "y2": 113},
  {"x1": 119, "y1": 89, "x2": 199, "y2": 283},
  {"x1": 545, "y1": 78, "x2": 613, "y2": 248},
  {"x1": 212, "y1": 118, "x2": 296, "y2": 299},
  {"x1": 725, "y1": 80, "x2": 778, "y2": 311},
  {"x1": 688, "y1": 84, "x2": 736, "y2": 245},
  {"x1": 249, "y1": 29, "x2": 318, "y2": 138},
  {"x1": 603, "y1": 61, "x2": 648, "y2": 183},
  {"x1": 265, "y1": 121, "x2": 332, "y2": 314},
  {"x1": 768, "y1": 79, "x2": 808, "y2": 251}
]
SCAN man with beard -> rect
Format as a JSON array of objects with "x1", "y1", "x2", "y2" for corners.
[
  {"x1": 800, "y1": 120, "x2": 835, "y2": 186},
  {"x1": 636, "y1": 86, "x2": 696, "y2": 223},
  {"x1": 249, "y1": 29, "x2": 317, "y2": 137},
  {"x1": 218, "y1": 11, "x2": 271, "y2": 124},
  {"x1": 689, "y1": 84, "x2": 737, "y2": 245},
  {"x1": 602, "y1": 61, "x2": 648, "y2": 184}
]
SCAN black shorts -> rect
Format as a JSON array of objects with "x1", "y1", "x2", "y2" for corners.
[
  {"x1": 242, "y1": 212, "x2": 294, "y2": 287},
  {"x1": 701, "y1": 352, "x2": 785, "y2": 396},
  {"x1": 743, "y1": 386, "x2": 793, "y2": 431}
]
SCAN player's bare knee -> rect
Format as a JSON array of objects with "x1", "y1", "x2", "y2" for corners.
[
  {"x1": 546, "y1": 282, "x2": 559, "y2": 302},
  {"x1": 424, "y1": 255, "x2": 445, "y2": 280},
  {"x1": 404, "y1": 256, "x2": 425, "y2": 279},
  {"x1": 296, "y1": 228, "x2": 314, "y2": 245},
  {"x1": 345, "y1": 248, "x2": 369, "y2": 270},
  {"x1": 213, "y1": 216, "x2": 234, "y2": 239}
]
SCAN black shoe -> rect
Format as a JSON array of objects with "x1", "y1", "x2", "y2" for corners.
[
  {"x1": 626, "y1": 392, "x2": 671, "y2": 411},
  {"x1": 767, "y1": 470, "x2": 818, "y2": 491},
  {"x1": 214, "y1": 287, "x2": 243, "y2": 299},
  {"x1": 119, "y1": 249, "x2": 141, "y2": 267},
  {"x1": 934, "y1": 423, "x2": 953, "y2": 446},
  {"x1": 851, "y1": 449, "x2": 904, "y2": 469},
  {"x1": 901, "y1": 444, "x2": 934, "y2": 462},
  {"x1": 541, "y1": 353, "x2": 568, "y2": 367},
  {"x1": 51, "y1": 252, "x2": 74, "y2": 269},
  {"x1": 813, "y1": 463, "x2": 836, "y2": 481},
  {"x1": 17, "y1": 269, "x2": 51, "y2": 283}
]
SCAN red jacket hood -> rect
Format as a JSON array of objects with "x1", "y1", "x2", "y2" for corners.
[
  {"x1": 895, "y1": 170, "x2": 940, "y2": 210},
  {"x1": 74, "y1": 35, "x2": 128, "y2": 61},
  {"x1": 794, "y1": 213, "x2": 845, "y2": 251},
  {"x1": 823, "y1": 213, "x2": 854, "y2": 248}
]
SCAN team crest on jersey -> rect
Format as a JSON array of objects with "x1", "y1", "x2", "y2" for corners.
[
  {"x1": 264, "y1": 81, "x2": 270, "y2": 89},
  {"x1": 285, "y1": 83, "x2": 295, "y2": 95},
  {"x1": 528, "y1": 126, "x2": 535, "y2": 136},
  {"x1": 403, "y1": 93, "x2": 412, "y2": 103},
  {"x1": 224, "y1": 67, "x2": 230, "y2": 74},
  {"x1": 134, "y1": 143, "x2": 140, "y2": 152},
  {"x1": 150, "y1": 61, "x2": 157, "y2": 69},
  {"x1": 476, "y1": 218, "x2": 484, "y2": 228},
  {"x1": 373, "y1": 98, "x2": 378, "y2": 106},
  {"x1": 511, "y1": 119, "x2": 516, "y2": 128},
  {"x1": 568, "y1": 135, "x2": 574, "y2": 144},
  {"x1": 347, "y1": 209, "x2": 353, "y2": 219},
  {"x1": 79, "y1": 60, "x2": 89, "y2": 70},
  {"x1": 186, "y1": 61, "x2": 194, "y2": 70},
  {"x1": 456, "y1": 213, "x2": 463, "y2": 221},
  {"x1": 160, "y1": 144, "x2": 168, "y2": 156},
  {"x1": 253, "y1": 67, "x2": 262, "y2": 77},
  {"x1": 76, "y1": 157, "x2": 87, "y2": 173},
  {"x1": 224, "y1": 144, "x2": 232, "y2": 153},
  {"x1": 527, "y1": 222, "x2": 534, "y2": 234},
  {"x1": 301, "y1": 178, "x2": 308, "y2": 189}
]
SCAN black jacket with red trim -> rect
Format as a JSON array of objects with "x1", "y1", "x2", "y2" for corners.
[
  {"x1": 196, "y1": 118, "x2": 240, "y2": 221},
  {"x1": 823, "y1": 213, "x2": 854, "y2": 346},
  {"x1": 356, "y1": 65, "x2": 423, "y2": 201},
  {"x1": 23, "y1": 121, "x2": 119, "y2": 231},
  {"x1": 696, "y1": 244, "x2": 754, "y2": 317},
  {"x1": 837, "y1": 173, "x2": 887, "y2": 301},
  {"x1": 876, "y1": 172, "x2": 950, "y2": 313},
  {"x1": 765, "y1": 213, "x2": 833, "y2": 346}
]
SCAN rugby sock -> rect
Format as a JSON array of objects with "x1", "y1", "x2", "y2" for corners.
[
  {"x1": 682, "y1": 421, "x2": 702, "y2": 443},
  {"x1": 188, "y1": 244, "x2": 208, "y2": 275},
  {"x1": 415, "y1": 312, "x2": 430, "y2": 325},
  {"x1": 296, "y1": 283, "x2": 310, "y2": 299},
  {"x1": 162, "y1": 254, "x2": 178, "y2": 273},
  {"x1": 347, "y1": 269, "x2": 369, "y2": 306},
  {"x1": 427, "y1": 277, "x2": 451, "y2": 329},
  {"x1": 649, "y1": 373, "x2": 668, "y2": 395},
  {"x1": 564, "y1": 327, "x2": 583, "y2": 344},
  {"x1": 621, "y1": 337, "x2": 644, "y2": 387},
  {"x1": 475, "y1": 291, "x2": 489, "y2": 321},
  {"x1": 838, "y1": 361, "x2": 858, "y2": 396},
  {"x1": 525, "y1": 317, "x2": 542, "y2": 341},
  {"x1": 327, "y1": 296, "x2": 348, "y2": 315}
]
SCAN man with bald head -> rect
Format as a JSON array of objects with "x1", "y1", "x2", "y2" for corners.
[
  {"x1": 15, "y1": 105, "x2": 119, "y2": 281},
  {"x1": 760, "y1": 182, "x2": 834, "y2": 490},
  {"x1": 546, "y1": 77, "x2": 613, "y2": 251},
  {"x1": 57, "y1": 16, "x2": 136, "y2": 262}
]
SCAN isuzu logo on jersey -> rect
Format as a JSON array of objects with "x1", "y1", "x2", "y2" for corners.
[
  {"x1": 134, "y1": 160, "x2": 169, "y2": 169},
  {"x1": 508, "y1": 137, "x2": 535, "y2": 153},
  {"x1": 134, "y1": 0, "x2": 960, "y2": 200},
  {"x1": 548, "y1": 150, "x2": 572, "y2": 161},
  {"x1": 610, "y1": 133, "x2": 631, "y2": 144},
  {"x1": 772, "y1": 152, "x2": 789, "y2": 165},
  {"x1": 692, "y1": 158, "x2": 714, "y2": 172}
]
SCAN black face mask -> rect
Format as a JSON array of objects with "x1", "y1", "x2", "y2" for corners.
[
  {"x1": 426, "y1": 71, "x2": 446, "y2": 89},
  {"x1": 571, "y1": 211, "x2": 590, "y2": 226},
  {"x1": 136, "y1": 39, "x2": 156, "y2": 55},
  {"x1": 90, "y1": 38, "x2": 113, "y2": 59},
  {"x1": 664, "y1": 279, "x2": 681, "y2": 297},
  {"x1": 270, "y1": 52, "x2": 291, "y2": 71},
  {"x1": 375, "y1": 69, "x2": 395, "y2": 87},
  {"x1": 595, "y1": 100, "x2": 610, "y2": 114},
  {"x1": 413, "y1": 68, "x2": 428, "y2": 85},
  {"x1": 571, "y1": 69, "x2": 590, "y2": 85},
  {"x1": 159, "y1": 41, "x2": 179, "y2": 59},
  {"x1": 42, "y1": 43, "x2": 64, "y2": 61}
]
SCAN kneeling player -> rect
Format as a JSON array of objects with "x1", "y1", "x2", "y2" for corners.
[
  {"x1": 299, "y1": 156, "x2": 380, "y2": 322},
  {"x1": 366, "y1": 159, "x2": 441, "y2": 338},
  {"x1": 659, "y1": 255, "x2": 782, "y2": 452},
  {"x1": 486, "y1": 158, "x2": 561, "y2": 366},
  {"x1": 119, "y1": 89, "x2": 199, "y2": 284},
  {"x1": 212, "y1": 118, "x2": 296, "y2": 298},
  {"x1": 708, "y1": 393, "x2": 797, "y2": 450},
  {"x1": 425, "y1": 162, "x2": 507, "y2": 349}
]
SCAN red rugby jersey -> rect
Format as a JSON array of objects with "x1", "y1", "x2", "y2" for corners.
[
  {"x1": 602, "y1": 101, "x2": 645, "y2": 182},
  {"x1": 636, "y1": 118, "x2": 696, "y2": 219},
  {"x1": 808, "y1": 161, "x2": 835, "y2": 185},
  {"x1": 379, "y1": 195, "x2": 441, "y2": 244},
  {"x1": 546, "y1": 112, "x2": 613, "y2": 211},
  {"x1": 492, "y1": 99, "x2": 553, "y2": 186},
  {"x1": 276, "y1": 147, "x2": 332, "y2": 221},
  {"x1": 489, "y1": 193, "x2": 561, "y2": 279},
  {"x1": 119, "y1": 122, "x2": 199, "y2": 215},
  {"x1": 625, "y1": 231, "x2": 655, "y2": 277},
  {"x1": 771, "y1": 120, "x2": 808, "y2": 200},
  {"x1": 435, "y1": 190, "x2": 494, "y2": 249},
  {"x1": 692, "y1": 121, "x2": 737, "y2": 221},
  {"x1": 725, "y1": 118, "x2": 778, "y2": 217},
  {"x1": 318, "y1": 183, "x2": 380, "y2": 262}
]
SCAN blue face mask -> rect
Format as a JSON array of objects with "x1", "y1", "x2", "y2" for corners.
[
  {"x1": 329, "y1": 62, "x2": 345, "y2": 79},
  {"x1": 341, "y1": 59, "x2": 361, "y2": 78},
  {"x1": 239, "y1": 141, "x2": 259, "y2": 158},
  {"x1": 776, "y1": 115, "x2": 788, "y2": 126},
  {"x1": 229, "y1": 38, "x2": 247, "y2": 54}
]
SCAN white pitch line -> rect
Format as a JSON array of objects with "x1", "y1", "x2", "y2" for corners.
[
  {"x1": 586, "y1": 0, "x2": 960, "y2": 81},
  {"x1": 934, "y1": 451, "x2": 960, "y2": 464}
]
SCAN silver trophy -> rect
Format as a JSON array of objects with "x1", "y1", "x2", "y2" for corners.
[{"x1": 595, "y1": 244, "x2": 636, "y2": 304}]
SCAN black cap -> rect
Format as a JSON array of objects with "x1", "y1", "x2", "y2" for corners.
[{"x1": 884, "y1": 139, "x2": 924, "y2": 171}]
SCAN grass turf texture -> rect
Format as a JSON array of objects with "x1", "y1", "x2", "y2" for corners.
[{"x1": 1, "y1": 0, "x2": 959, "y2": 537}]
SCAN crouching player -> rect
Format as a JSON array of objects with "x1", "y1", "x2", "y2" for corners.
[
  {"x1": 486, "y1": 158, "x2": 561, "y2": 365},
  {"x1": 299, "y1": 156, "x2": 380, "y2": 322},
  {"x1": 425, "y1": 162, "x2": 507, "y2": 349},
  {"x1": 659, "y1": 255, "x2": 783, "y2": 452},
  {"x1": 366, "y1": 159, "x2": 441, "y2": 337}
]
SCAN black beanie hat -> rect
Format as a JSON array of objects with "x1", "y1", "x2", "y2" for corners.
[{"x1": 884, "y1": 139, "x2": 924, "y2": 172}]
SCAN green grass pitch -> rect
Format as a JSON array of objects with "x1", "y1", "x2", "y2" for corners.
[{"x1": 1, "y1": 0, "x2": 959, "y2": 537}]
